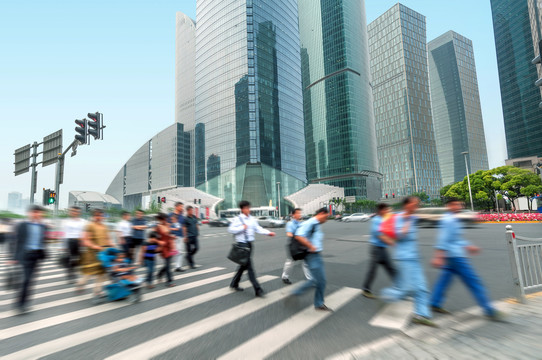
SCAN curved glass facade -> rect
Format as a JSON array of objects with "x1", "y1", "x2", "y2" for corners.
[
  {"x1": 298, "y1": 0, "x2": 381, "y2": 200},
  {"x1": 195, "y1": 0, "x2": 306, "y2": 207}
]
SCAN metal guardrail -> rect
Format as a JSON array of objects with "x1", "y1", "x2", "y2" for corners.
[{"x1": 505, "y1": 225, "x2": 542, "y2": 303}]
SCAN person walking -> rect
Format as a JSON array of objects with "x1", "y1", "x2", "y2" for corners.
[
  {"x1": 228, "y1": 201, "x2": 275, "y2": 297},
  {"x1": 62, "y1": 206, "x2": 86, "y2": 283},
  {"x1": 380, "y1": 197, "x2": 435, "y2": 327},
  {"x1": 290, "y1": 207, "x2": 332, "y2": 311},
  {"x1": 156, "y1": 213, "x2": 176, "y2": 287},
  {"x1": 281, "y1": 208, "x2": 312, "y2": 285},
  {"x1": 361, "y1": 203, "x2": 396, "y2": 298},
  {"x1": 76, "y1": 209, "x2": 114, "y2": 302},
  {"x1": 183, "y1": 206, "x2": 200, "y2": 269},
  {"x1": 139, "y1": 231, "x2": 164, "y2": 289},
  {"x1": 130, "y1": 209, "x2": 148, "y2": 263},
  {"x1": 430, "y1": 198, "x2": 504, "y2": 321},
  {"x1": 169, "y1": 202, "x2": 185, "y2": 272},
  {"x1": 12, "y1": 205, "x2": 47, "y2": 314},
  {"x1": 116, "y1": 211, "x2": 133, "y2": 259}
]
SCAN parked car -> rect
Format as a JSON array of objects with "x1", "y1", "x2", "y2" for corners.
[
  {"x1": 208, "y1": 218, "x2": 231, "y2": 227},
  {"x1": 335, "y1": 213, "x2": 351, "y2": 221},
  {"x1": 342, "y1": 213, "x2": 371, "y2": 222},
  {"x1": 416, "y1": 207, "x2": 478, "y2": 227},
  {"x1": 257, "y1": 216, "x2": 286, "y2": 228}
]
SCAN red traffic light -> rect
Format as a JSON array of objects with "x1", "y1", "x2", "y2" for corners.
[{"x1": 161, "y1": 197, "x2": 166, "y2": 203}]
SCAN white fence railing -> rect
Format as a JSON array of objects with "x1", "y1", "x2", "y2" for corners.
[{"x1": 505, "y1": 225, "x2": 542, "y2": 303}]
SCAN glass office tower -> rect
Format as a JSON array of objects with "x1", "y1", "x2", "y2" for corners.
[
  {"x1": 194, "y1": 0, "x2": 306, "y2": 209},
  {"x1": 428, "y1": 31, "x2": 489, "y2": 185},
  {"x1": 491, "y1": 0, "x2": 542, "y2": 158},
  {"x1": 298, "y1": 0, "x2": 381, "y2": 200},
  {"x1": 368, "y1": 4, "x2": 442, "y2": 198}
]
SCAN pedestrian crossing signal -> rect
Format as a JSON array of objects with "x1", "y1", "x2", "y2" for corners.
[{"x1": 48, "y1": 191, "x2": 56, "y2": 204}]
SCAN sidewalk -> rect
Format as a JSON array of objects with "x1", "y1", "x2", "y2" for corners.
[{"x1": 330, "y1": 293, "x2": 542, "y2": 360}]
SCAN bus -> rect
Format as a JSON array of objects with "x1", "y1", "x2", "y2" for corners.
[{"x1": 218, "y1": 206, "x2": 278, "y2": 219}]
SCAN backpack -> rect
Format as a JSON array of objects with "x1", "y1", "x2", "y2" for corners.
[{"x1": 289, "y1": 222, "x2": 317, "y2": 260}]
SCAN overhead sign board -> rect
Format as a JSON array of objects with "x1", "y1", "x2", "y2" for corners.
[
  {"x1": 42, "y1": 130, "x2": 63, "y2": 167},
  {"x1": 14, "y1": 144, "x2": 31, "y2": 176},
  {"x1": 345, "y1": 196, "x2": 356, "y2": 203}
]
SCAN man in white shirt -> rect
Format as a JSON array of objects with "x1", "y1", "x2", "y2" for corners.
[
  {"x1": 116, "y1": 211, "x2": 133, "y2": 260},
  {"x1": 62, "y1": 206, "x2": 86, "y2": 283},
  {"x1": 228, "y1": 200, "x2": 275, "y2": 297}
]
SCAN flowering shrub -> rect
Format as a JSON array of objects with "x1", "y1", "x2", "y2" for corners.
[{"x1": 477, "y1": 213, "x2": 542, "y2": 222}]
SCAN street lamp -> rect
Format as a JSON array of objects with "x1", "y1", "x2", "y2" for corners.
[
  {"x1": 461, "y1": 151, "x2": 474, "y2": 211},
  {"x1": 276, "y1": 182, "x2": 281, "y2": 218}
]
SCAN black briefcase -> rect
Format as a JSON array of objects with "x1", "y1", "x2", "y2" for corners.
[
  {"x1": 227, "y1": 243, "x2": 250, "y2": 266},
  {"x1": 289, "y1": 236, "x2": 308, "y2": 261}
]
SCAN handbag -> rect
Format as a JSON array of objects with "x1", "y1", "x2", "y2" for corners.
[
  {"x1": 227, "y1": 242, "x2": 250, "y2": 266},
  {"x1": 289, "y1": 223, "x2": 316, "y2": 261}
]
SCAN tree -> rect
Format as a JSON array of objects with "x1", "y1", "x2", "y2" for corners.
[
  {"x1": 410, "y1": 192, "x2": 429, "y2": 203},
  {"x1": 520, "y1": 184, "x2": 542, "y2": 211}
]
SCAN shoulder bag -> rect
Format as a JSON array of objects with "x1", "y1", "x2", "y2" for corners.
[
  {"x1": 227, "y1": 216, "x2": 251, "y2": 266},
  {"x1": 289, "y1": 222, "x2": 316, "y2": 261}
]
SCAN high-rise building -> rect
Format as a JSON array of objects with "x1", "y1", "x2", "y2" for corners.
[
  {"x1": 194, "y1": 0, "x2": 306, "y2": 209},
  {"x1": 7, "y1": 192, "x2": 22, "y2": 210},
  {"x1": 428, "y1": 31, "x2": 489, "y2": 185},
  {"x1": 297, "y1": 0, "x2": 381, "y2": 200},
  {"x1": 175, "y1": 12, "x2": 196, "y2": 129},
  {"x1": 491, "y1": 0, "x2": 542, "y2": 158},
  {"x1": 368, "y1": 4, "x2": 442, "y2": 198}
]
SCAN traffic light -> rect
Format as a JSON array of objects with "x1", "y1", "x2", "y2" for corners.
[
  {"x1": 194, "y1": 198, "x2": 197, "y2": 204},
  {"x1": 75, "y1": 119, "x2": 87, "y2": 144},
  {"x1": 385, "y1": 194, "x2": 388, "y2": 199},
  {"x1": 198, "y1": 199, "x2": 201, "y2": 204},
  {"x1": 48, "y1": 191, "x2": 56, "y2": 205},
  {"x1": 42, "y1": 188, "x2": 50, "y2": 206},
  {"x1": 85, "y1": 203, "x2": 90, "y2": 212},
  {"x1": 161, "y1": 197, "x2": 166, "y2": 203},
  {"x1": 392, "y1": 193, "x2": 395, "y2": 198},
  {"x1": 87, "y1": 112, "x2": 102, "y2": 140}
]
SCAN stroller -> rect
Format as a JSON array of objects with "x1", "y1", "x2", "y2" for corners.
[{"x1": 98, "y1": 247, "x2": 143, "y2": 303}]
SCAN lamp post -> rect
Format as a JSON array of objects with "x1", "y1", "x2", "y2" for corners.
[
  {"x1": 461, "y1": 151, "x2": 474, "y2": 211},
  {"x1": 276, "y1": 182, "x2": 281, "y2": 218}
]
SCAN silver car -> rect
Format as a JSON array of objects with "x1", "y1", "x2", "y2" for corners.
[
  {"x1": 342, "y1": 213, "x2": 371, "y2": 222},
  {"x1": 257, "y1": 216, "x2": 286, "y2": 228}
]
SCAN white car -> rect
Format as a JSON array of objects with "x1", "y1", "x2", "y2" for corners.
[
  {"x1": 342, "y1": 213, "x2": 371, "y2": 222},
  {"x1": 257, "y1": 216, "x2": 286, "y2": 228}
]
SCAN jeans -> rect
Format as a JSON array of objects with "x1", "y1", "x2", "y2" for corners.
[
  {"x1": 144, "y1": 258, "x2": 155, "y2": 284},
  {"x1": 18, "y1": 250, "x2": 43, "y2": 308},
  {"x1": 362, "y1": 245, "x2": 396, "y2": 292},
  {"x1": 431, "y1": 257, "x2": 495, "y2": 316},
  {"x1": 293, "y1": 253, "x2": 326, "y2": 308},
  {"x1": 282, "y1": 257, "x2": 312, "y2": 281},
  {"x1": 157, "y1": 257, "x2": 173, "y2": 284},
  {"x1": 381, "y1": 259, "x2": 431, "y2": 318},
  {"x1": 230, "y1": 242, "x2": 261, "y2": 292},
  {"x1": 185, "y1": 237, "x2": 199, "y2": 267}
]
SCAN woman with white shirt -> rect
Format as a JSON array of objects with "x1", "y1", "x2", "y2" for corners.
[
  {"x1": 62, "y1": 206, "x2": 86, "y2": 283},
  {"x1": 116, "y1": 211, "x2": 133, "y2": 260},
  {"x1": 228, "y1": 201, "x2": 275, "y2": 298}
]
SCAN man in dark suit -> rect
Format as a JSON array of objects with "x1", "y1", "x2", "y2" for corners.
[{"x1": 12, "y1": 205, "x2": 47, "y2": 314}]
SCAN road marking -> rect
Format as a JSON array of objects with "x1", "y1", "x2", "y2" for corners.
[
  {"x1": 0, "y1": 267, "x2": 225, "y2": 338},
  {"x1": 105, "y1": 284, "x2": 292, "y2": 360},
  {"x1": 5, "y1": 276, "x2": 276, "y2": 360},
  {"x1": 0, "y1": 267, "x2": 227, "y2": 320},
  {"x1": 368, "y1": 299, "x2": 413, "y2": 330},
  {"x1": 218, "y1": 287, "x2": 360, "y2": 360}
]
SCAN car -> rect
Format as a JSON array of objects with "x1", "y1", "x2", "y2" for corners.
[
  {"x1": 416, "y1": 207, "x2": 478, "y2": 227},
  {"x1": 342, "y1": 213, "x2": 371, "y2": 222},
  {"x1": 257, "y1": 216, "x2": 286, "y2": 228},
  {"x1": 208, "y1": 218, "x2": 231, "y2": 227},
  {"x1": 335, "y1": 213, "x2": 351, "y2": 221}
]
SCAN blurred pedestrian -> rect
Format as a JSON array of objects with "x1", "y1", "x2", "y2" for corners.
[
  {"x1": 12, "y1": 205, "x2": 47, "y2": 314},
  {"x1": 380, "y1": 197, "x2": 436, "y2": 327},
  {"x1": 76, "y1": 209, "x2": 114, "y2": 301},
  {"x1": 183, "y1": 206, "x2": 200, "y2": 269},
  {"x1": 156, "y1": 213, "x2": 176, "y2": 287},
  {"x1": 131, "y1": 209, "x2": 148, "y2": 263},
  {"x1": 169, "y1": 202, "x2": 185, "y2": 272},
  {"x1": 290, "y1": 207, "x2": 332, "y2": 311},
  {"x1": 139, "y1": 231, "x2": 164, "y2": 289},
  {"x1": 281, "y1": 208, "x2": 312, "y2": 285},
  {"x1": 361, "y1": 203, "x2": 396, "y2": 298},
  {"x1": 62, "y1": 206, "x2": 86, "y2": 283},
  {"x1": 116, "y1": 211, "x2": 133, "y2": 259},
  {"x1": 430, "y1": 198, "x2": 504, "y2": 321},
  {"x1": 228, "y1": 201, "x2": 275, "y2": 297}
]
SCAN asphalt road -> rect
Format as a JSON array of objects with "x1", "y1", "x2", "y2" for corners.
[{"x1": 0, "y1": 221, "x2": 539, "y2": 359}]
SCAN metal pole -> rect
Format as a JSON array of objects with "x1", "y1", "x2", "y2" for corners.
[
  {"x1": 505, "y1": 225, "x2": 526, "y2": 303},
  {"x1": 462, "y1": 152, "x2": 474, "y2": 211},
  {"x1": 54, "y1": 156, "x2": 62, "y2": 216},
  {"x1": 277, "y1": 182, "x2": 281, "y2": 218},
  {"x1": 30, "y1": 142, "x2": 38, "y2": 204}
]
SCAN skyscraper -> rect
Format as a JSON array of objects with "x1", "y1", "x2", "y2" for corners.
[
  {"x1": 175, "y1": 12, "x2": 196, "y2": 129},
  {"x1": 298, "y1": 0, "x2": 381, "y2": 200},
  {"x1": 194, "y1": 0, "x2": 306, "y2": 209},
  {"x1": 491, "y1": 0, "x2": 542, "y2": 158},
  {"x1": 368, "y1": 4, "x2": 442, "y2": 198},
  {"x1": 428, "y1": 31, "x2": 489, "y2": 185}
]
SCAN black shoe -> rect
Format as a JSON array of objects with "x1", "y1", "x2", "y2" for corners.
[
  {"x1": 431, "y1": 306, "x2": 452, "y2": 315},
  {"x1": 230, "y1": 286, "x2": 244, "y2": 292},
  {"x1": 282, "y1": 278, "x2": 292, "y2": 285},
  {"x1": 315, "y1": 305, "x2": 333, "y2": 312},
  {"x1": 362, "y1": 290, "x2": 376, "y2": 299},
  {"x1": 255, "y1": 288, "x2": 266, "y2": 298},
  {"x1": 174, "y1": 268, "x2": 185, "y2": 272}
]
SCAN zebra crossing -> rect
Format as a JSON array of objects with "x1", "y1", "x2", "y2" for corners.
[{"x1": 0, "y1": 254, "x2": 362, "y2": 359}]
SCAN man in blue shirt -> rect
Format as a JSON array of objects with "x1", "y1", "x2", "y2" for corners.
[
  {"x1": 380, "y1": 197, "x2": 435, "y2": 327},
  {"x1": 361, "y1": 203, "x2": 396, "y2": 298},
  {"x1": 430, "y1": 198, "x2": 503, "y2": 321},
  {"x1": 281, "y1": 208, "x2": 312, "y2": 284},
  {"x1": 291, "y1": 207, "x2": 332, "y2": 311},
  {"x1": 131, "y1": 209, "x2": 148, "y2": 262},
  {"x1": 183, "y1": 206, "x2": 200, "y2": 269}
]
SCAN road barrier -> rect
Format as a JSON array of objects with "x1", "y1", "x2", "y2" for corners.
[{"x1": 505, "y1": 225, "x2": 542, "y2": 303}]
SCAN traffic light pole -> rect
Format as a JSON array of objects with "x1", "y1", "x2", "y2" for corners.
[
  {"x1": 29, "y1": 141, "x2": 43, "y2": 204},
  {"x1": 53, "y1": 139, "x2": 78, "y2": 215}
]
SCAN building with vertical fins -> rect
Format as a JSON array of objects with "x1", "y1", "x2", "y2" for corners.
[
  {"x1": 297, "y1": 0, "x2": 381, "y2": 200},
  {"x1": 491, "y1": 0, "x2": 542, "y2": 159},
  {"x1": 368, "y1": 4, "x2": 442, "y2": 198},
  {"x1": 428, "y1": 31, "x2": 489, "y2": 185}
]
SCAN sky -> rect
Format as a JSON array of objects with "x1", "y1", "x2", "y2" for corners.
[{"x1": 0, "y1": 0, "x2": 507, "y2": 211}]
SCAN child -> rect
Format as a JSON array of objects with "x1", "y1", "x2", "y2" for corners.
[
  {"x1": 111, "y1": 252, "x2": 138, "y2": 282},
  {"x1": 139, "y1": 231, "x2": 164, "y2": 289}
]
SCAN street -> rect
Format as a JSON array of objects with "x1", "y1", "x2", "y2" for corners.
[{"x1": 0, "y1": 221, "x2": 538, "y2": 359}]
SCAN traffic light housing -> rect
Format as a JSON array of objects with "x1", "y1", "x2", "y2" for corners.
[
  {"x1": 48, "y1": 191, "x2": 56, "y2": 205},
  {"x1": 42, "y1": 188, "x2": 50, "y2": 206},
  {"x1": 161, "y1": 197, "x2": 166, "y2": 203},
  {"x1": 85, "y1": 203, "x2": 90, "y2": 212},
  {"x1": 198, "y1": 199, "x2": 201, "y2": 204},
  {"x1": 87, "y1": 112, "x2": 102, "y2": 140},
  {"x1": 75, "y1": 119, "x2": 87, "y2": 144}
]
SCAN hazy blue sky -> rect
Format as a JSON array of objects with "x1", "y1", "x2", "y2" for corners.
[{"x1": 0, "y1": 0, "x2": 506, "y2": 210}]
